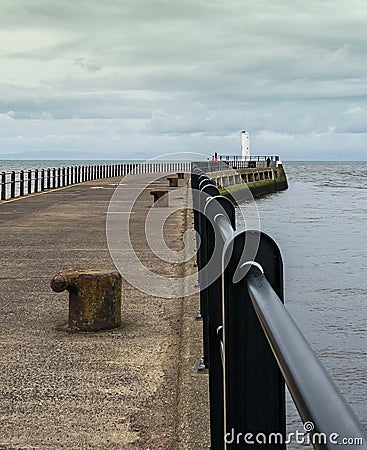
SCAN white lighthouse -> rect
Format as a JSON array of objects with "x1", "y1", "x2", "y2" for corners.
[{"x1": 241, "y1": 130, "x2": 250, "y2": 160}]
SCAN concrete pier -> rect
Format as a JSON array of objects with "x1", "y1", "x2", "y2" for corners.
[
  {"x1": 208, "y1": 164, "x2": 288, "y2": 201},
  {"x1": 0, "y1": 176, "x2": 209, "y2": 449}
]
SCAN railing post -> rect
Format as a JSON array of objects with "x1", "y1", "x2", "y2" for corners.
[
  {"x1": 47, "y1": 169, "x2": 51, "y2": 189},
  {"x1": 34, "y1": 169, "x2": 39, "y2": 193},
  {"x1": 20, "y1": 170, "x2": 25, "y2": 197},
  {"x1": 222, "y1": 231, "x2": 286, "y2": 449},
  {"x1": 28, "y1": 170, "x2": 32, "y2": 194},
  {"x1": 10, "y1": 171, "x2": 16, "y2": 198},
  {"x1": 1, "y1": 171, "x2": 6, "y2": 200},
  {"x1": 202, "y1": 193, "x2": 235, "y2": 450},
  {"x1": 41, "y1": 169, "x2": 45, "y2": 191}
]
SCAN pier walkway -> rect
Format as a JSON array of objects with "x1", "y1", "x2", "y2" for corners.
[{"x1": 0, "y1": 176, "x2": 208, "y2": 449}]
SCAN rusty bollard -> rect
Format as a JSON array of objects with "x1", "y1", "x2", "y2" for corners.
[
  {"x1": 51, "y1": 268, "x2": 122, "y2": 331},
  {"x1": 150, "y1": 190, "x2": 169, "y2": 207},
  {"x1": 177, "y1": 172, "x2": 185, "y2": 179},
  {"x1": 167, "y1": 177, "x2": 178, "y2": 187}
]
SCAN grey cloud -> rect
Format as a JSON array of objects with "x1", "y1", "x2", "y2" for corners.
[
  {"x1": 73, "y1": 57, "x2": 102, "y2": 73},
  {"x1": 1, "y1": 0, "x2": 367, "y2": 158}
]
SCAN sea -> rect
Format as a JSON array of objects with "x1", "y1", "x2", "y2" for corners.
[
  {"x1": 239, "y1": 161, "x2": 367, "y2": 447},
  {"x1": 1, "y1": 159, "x2": 366, "y2": 445},
  {"x1": 0, "y1": 160, "x2": 133, "y2": 172}
]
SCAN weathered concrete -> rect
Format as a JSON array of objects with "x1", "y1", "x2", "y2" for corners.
[
  {"x1": 0, "y1": 176, "x2": 209, "y2": 449},
  {"x1": 51, "y1": 268, "x2": 122, "y2": 332}
]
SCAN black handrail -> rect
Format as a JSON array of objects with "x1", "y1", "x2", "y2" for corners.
[
  {"x1": 191, "y1": 163, "x2": 367, "y2": 450},
  {"x1": 247, "y1": 267, "x2": 367, "y2": 449}
]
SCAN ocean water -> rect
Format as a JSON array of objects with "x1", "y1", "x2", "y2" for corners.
[
  {"x1": 239, "y1": 161, "x2": 367, "y2": 446},
  {"x1": 0, "y1": 160, "x2": 136, "y2": 172}
]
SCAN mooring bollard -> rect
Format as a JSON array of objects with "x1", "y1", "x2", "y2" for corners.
[
  {"x1": 167, "y1": 176, "x2": 178, "y2": 187},
  {"x1": 150, "y1": 190, "x2": 169, "y2": 206},
  {"x1": 51, "y1": 268, "x2": 122, "y2": 331},
  {"x1": 177, "y1": 172, "x2": 185, "y2": 179}
]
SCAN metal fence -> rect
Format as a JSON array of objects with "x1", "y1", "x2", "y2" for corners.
[
  {"x1": 0, "y1": 162, "x2": 191, "y2": 201},
  {"x1": 219, "y1": 155, "x2": 280, "y2": 162},
  {"x1": 192, "y1": 164, "x2": 367, "y2": 449},
  {"x1": 195, "y1": 156, "x2": 280, "y2": 173}
]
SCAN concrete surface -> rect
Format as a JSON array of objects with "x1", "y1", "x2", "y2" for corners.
[{"x1": 0, "y1": 175, "x2": 210, "y2": 449}]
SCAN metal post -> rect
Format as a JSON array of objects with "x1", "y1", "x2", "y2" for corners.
[
  {"x1": 1, "y1": 171, "x2": 6, "y2": 200},
  {"x1": 47, "y1": 169, "x2": 51, "y2": 189},
  {"x1": 20, "y1": 170, "x2": 24, "y2": 197},
  {"x1": 202, "y1": 194, "x2": 235, "y2": 450},
  {"x1": 34, "y1": 169, "x2": 39, "y2": 193},
  {"x1": 41, "y1": 169, "x2": 45, "y2": 191},
  {"x1": 222, "y1": 231, "x2": 286, "y2": 449},
  {"x1": 10, "y1": 171, "x2": 16, "y2": 198},
  {"x1": 28, "y1": 170, "x2": 32, "y2": 194}
]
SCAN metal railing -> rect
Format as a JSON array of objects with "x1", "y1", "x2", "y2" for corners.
[
  {"x1": 0, "y1": 162, "x2": 191, "y2": 201},
  {"x1": 192, "y1": 164, "x2": 367, "y2": 449},
  {"x1": 219, "y1": 155, "x2": 280, "y2": 162},
  {"x1": 196, "y1": 156, "x2": 280, "y2": 173}
]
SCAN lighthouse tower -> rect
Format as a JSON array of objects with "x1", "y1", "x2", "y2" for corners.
[{"x1": 241, "y1": 130, "x2": 250, "y2": 160}]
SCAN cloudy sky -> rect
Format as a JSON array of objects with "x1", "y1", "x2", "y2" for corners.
[{"x1": 1, "y1": 0, "x2": 367, "y2": 160}]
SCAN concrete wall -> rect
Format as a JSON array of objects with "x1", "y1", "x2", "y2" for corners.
[{"x1": 207, "y1": 164, "x2": 288, "y2": 203}]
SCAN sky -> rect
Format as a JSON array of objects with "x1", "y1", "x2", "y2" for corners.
[{"x1": 1, "y1": 0, "x2": 367, "y2": 160}]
